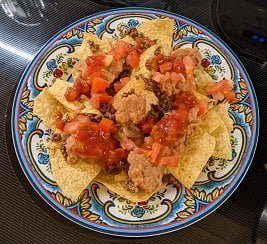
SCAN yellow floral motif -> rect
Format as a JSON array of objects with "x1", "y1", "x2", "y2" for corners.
[
  {"x1": 231, "y1": 78, "x2": 252, "y2": 126},
  {"x1": 176, "y1": 185, "x2": 227, "y2": 221},
  {"x1": 62, "y1": 18, "x2": 104, "y2": 40},
  {"x1": 18, "y1": 87, "x2": 34, "y2": 135},
  {"x1": 174, "y1": 25, "x2": 200, "y2": 41},
  {"x1": 205, "y1": 66, "x2": 216, "y2": 75},
  {"x1": 51, "y1": 189, "x2": 104, "y2": 224}
]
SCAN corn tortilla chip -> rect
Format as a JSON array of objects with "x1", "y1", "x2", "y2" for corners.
[
  {"x1": 200, "y1": 109, "x2": 232, "y2": 159},
  {"x1": 48, "y1": 79, "x2": 99, "y2": 114},
  {"x1": 194, "y1": 67, "x2": 214, "y2": 95},
  {"x1": 137, "y1": 18, "x2": 174, "y2": 55},
  {"x1": 213, "y1": 103, "x2": 233, "y2": 133},
  {"x1": 96, "y1": 171, "x2": 164, "y2": 203},
  {"x1": 72, "y1": 33, "x2": 114, "y2": 61},
  {"x1": 169, "y1": 131, "x2": 216, "y2": 189},
  {"x1": 211, "y1": 122, "x2": 232, "y2": 160},
  {"x1": 132, "y1": 45, "x2": 160, "y2": 78},
  {"x1": 199, "y1": 109, "x2": 221, "y2": 134},
  {"x1": 50, "y1": 142, "x2": 102, "y2": 201},
  {"x1": 33, "y1": 88, "x2": 64, "y2": 129}
]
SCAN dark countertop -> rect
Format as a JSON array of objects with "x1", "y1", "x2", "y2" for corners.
[{"x1": 1, "y1": 0, "x2": 267, "y2": 243}]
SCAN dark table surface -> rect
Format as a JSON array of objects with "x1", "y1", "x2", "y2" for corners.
[{"x1": 1, "y1": 0, "x2": 267, "y2": 243}]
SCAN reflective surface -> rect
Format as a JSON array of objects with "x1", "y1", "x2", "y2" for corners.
[
  {"x1": 1, "y1": 0, "x2": 267, "y2": 243},
  {"x1": 211, "y1": 0, "x2": 267, "y2": 61}
]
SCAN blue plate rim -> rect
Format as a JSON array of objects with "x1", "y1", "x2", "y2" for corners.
[{"x1": 11, "y1": 7, "x2": 259, "y2": 237}]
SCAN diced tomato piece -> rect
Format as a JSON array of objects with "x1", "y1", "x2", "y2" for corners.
[
  {"x1": 109, "y1": 41, "x2": 132, "y2": 60},
  {"x1": 92, "y1": 77, "x2": 109, "y2": 94},
  {"x1": 225, "y1": 90, "x2": 236, "y2": 102},
  {"x1": 98, "y1": 93, "x2": 112, "y2": 103},
  {"x1": 205, "y1": 79, "x2": 235, "y2": 102},
  {"x1": 63, "y1": 121, "x2": 79, "y2": 134},
  {"x1": 90, "y1": 93, "x2": 112, "y2": 109},
  {"x1": 90, "y1": 94, "x2": 100, "y2": 109},
  {"x1": 149, "y1": 54, "x2": 164, "y2": 70},
  {"x1": 120, "y1": 77, "x2": 130, "y2": 85},
  {"x1": 99, "y1": 118, "x2": 114, "y2": 133},
  {"x1": 135, "y1": 37, "x2": 145, "y2": 50},
  {"x1": 174, "y1": 91, "x2": 197, "y2": 110},
  {"x1": 114, "y1": 82, "x2": 124, "y2": 92},
  {"x1": 151, "y1": 142, "x2": 162, "y2": 162},
  {"x1": 183, "y1": 56, "x2": 194, "y2": 74},
  {"x1": 81, "y1": 54, "x2": 106, "y2": 79},
  {"x1": 159, "y1": 156, "x2": 179, "y2": 167},
  {"x1": 74, "y1": 77, "x2": 91, "y2": 95},
  {"x1": 171, "y1": 72, "x2": 184, "y2": 82},
  {"x1": 126, "y1": 50, "x2": 141, "y2": 69},
  {"x1": 172, "y1": 58, "x2": 185, "y2": 75},
  {"x1": 86, "y1": 54, "x2": 105, "y2": 67},
  {"x1": 196, "y1": 99, "x2": 208, "y2": 116},
  {"x1": 64, "y1": 87, "x2": 80, "y2": 102},
  {"x1": 140, "y1": 118, "x2": 155, "y2": 134},
  {"x1": 159, "y1": 62, "x2": 173, "y2": 74},
  {"x1": 114, "y1": 77, "x2": 130, "y2": 92},
  {"x1": 56, "y1": 119, "x2": 65, "y2": 131},
  {"x1": 152, "y1": 72, "x2": 169, "y2": 83},
  {"x1": 205, "y1": 79, "x2": 233, "y2": 94}
]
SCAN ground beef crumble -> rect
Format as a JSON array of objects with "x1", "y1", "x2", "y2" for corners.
[
  {"x1": 82, "y1": 113, "x2": 102, "y2": 123},
  {"x1": 99, "y1": 103, "x2": 116, "y2": 121},
  {"x1": 51, "y1": 133, "x2": 62, "y2": 142},
  {"x1": 125, "y1": 27, "x2": 139, "y2": 39},
  {"x1": 162, "y1": 174, "x2": 180, "y2": 187},
  {"x1": 103, "y1": 160, "x2": 129, "y2": 175},
  {"x1": 60, "y1": 135, "x2": 68, "y2": 159},
  {"x1": 144, "y1": 78, "x2": 173, "y2": 120},
  {"x1": 87, "y1": 40, "x2": 100, "y2": 53},
  {"x1": 124, "y1": 177, "x2": 139, "y2": 193}
]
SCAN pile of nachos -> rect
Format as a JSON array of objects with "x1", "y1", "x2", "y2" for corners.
[{"x1": 33, "y1": 18, "x2": 235, "y2": 203}]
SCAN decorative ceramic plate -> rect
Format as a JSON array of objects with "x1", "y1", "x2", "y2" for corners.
[{"x1": 11, "y1": 8, "x2": 259, "y2": 237}]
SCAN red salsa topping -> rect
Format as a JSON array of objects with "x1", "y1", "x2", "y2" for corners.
[{"x1": 64, "y1": 115, "x2": 128, "y2": 164}]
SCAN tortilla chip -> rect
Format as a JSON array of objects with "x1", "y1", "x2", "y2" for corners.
[
  {"x1": 211, "y1": 122, "x2": 232, "y2": 160},
  {"x1": 112, "y1": 77, "x2": 158, "y2": 114},
  {"x1": 121, "y1": 35, "x2": 136, "y2": 45},
  {"x1": 169, "y1": 131, "x2": 216, "y2": 189},
  {"x1": 194, "y1": 67, "x2": 214, "y2": 95},
  {"x1": 200, "y1": 109, "x2": 232, "y2": 159},
  {"x1": 33, "y1": 89, "x2": 64, "y2": 129},
  {"x1": 96, "y1": 171, "x2": 163, "y2": 203},
  {"x1": 132, "y1": 45, "x2": 160, "y2": 78},
  {"x1": 72, "y1": 33, "x2": 114, "y2": 61},
  {"x1": 137, "y1": 18, "x2": 174, "y2": 55},
  {"x1": 50, "y1": 142, "x2": 102, "y2": 201},
  {"x1": 199, "y1": 109, "x2": 221, "y2": 134},
  {"x1": 47, "y1": 79, "x2": 100, "y2": 115},
  {"x1": 213, "y1": 103, "x2": 233, "y2": 133}
]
